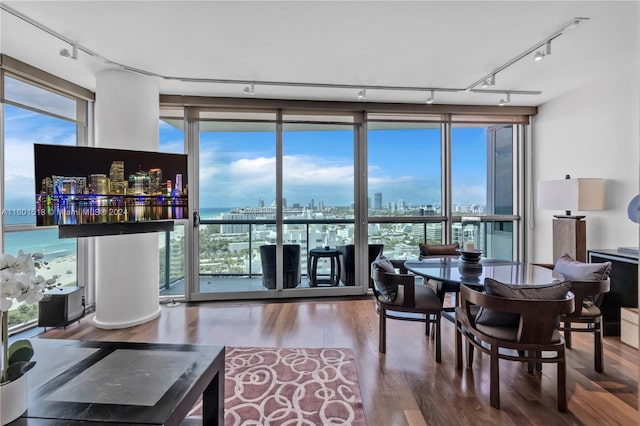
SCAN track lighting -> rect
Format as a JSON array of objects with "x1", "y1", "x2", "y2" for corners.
[
  {"x1": 243, "y1": 83, "x2": 255, "y2": 96},
  {"x1": 481, "y1": 75, "x2": 495, "y2": 88},
  {"x1": 498, "y1": 93, "x2": 511, "y2": 106},
  {"x1": 562, "y1": 19, "x2": 582, "y2": 33},
  {"x1": 357, "y1": 88, "x2": 366, "y2": 101},
  {"x1": 426, "y1": 90, "x2": 435, "y2": 104},
  {"x1": 59, "y1": 44, "x2": 78, "y2": 60},
  {"x1": 534, "y1": 41, "x2": 552, "y2": 62}
]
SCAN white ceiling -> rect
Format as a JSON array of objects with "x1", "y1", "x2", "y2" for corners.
[{"x1": 1, "y1": 1, "x2": 638, "y2": 107}]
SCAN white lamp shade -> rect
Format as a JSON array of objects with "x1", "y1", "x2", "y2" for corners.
[{"x1": 537, "y1": 178, "x2": 604, "y2": 211}]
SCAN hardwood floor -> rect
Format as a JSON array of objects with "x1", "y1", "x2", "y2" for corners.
[{"x1": 39, "y1": 297, "x2": 638, "y2": 425}]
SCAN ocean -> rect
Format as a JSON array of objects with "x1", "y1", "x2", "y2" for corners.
[{"x1": 2, "y1": 207, "x2": 234, "y2": 260}]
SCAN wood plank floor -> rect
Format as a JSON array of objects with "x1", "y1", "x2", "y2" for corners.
[{"x1": 39, "y1": 297, "x2": 639, "y2": 425}]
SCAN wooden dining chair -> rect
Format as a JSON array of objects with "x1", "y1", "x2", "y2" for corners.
[
  {"x1": 535, "y1": 254, "x2": 612, "y2": 372},
  {"x1": 455, "y1": 281, "x2": 575, "y2": 411},
  {"x1": 371, "y1": 255, "x2": 442, "y2": 362}
]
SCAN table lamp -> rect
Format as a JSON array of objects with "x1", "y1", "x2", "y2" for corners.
[{"x1": 537, "y1": 175, "x2": 604, "y2": 262}]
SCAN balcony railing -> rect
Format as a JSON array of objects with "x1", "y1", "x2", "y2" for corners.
[{"x1": 159, "y1": 216, "x2": 516, "y2": 292}]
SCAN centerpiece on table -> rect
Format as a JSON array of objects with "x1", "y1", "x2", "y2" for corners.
[{"x1": 1, "y1": 250, "x2": 58, "y2": 425}]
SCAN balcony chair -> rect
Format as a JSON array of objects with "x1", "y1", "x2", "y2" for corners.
[
  {"x1": 536, "y1": 253, "x2": 612, "y2": 372},
  {"x1": 336, "y1": 244, "x2": 384, "y2": 287},
  {"x1": 455, "y1": 279, "x2": 574, "y2": 411},
  {"x1": 371, "y1": 254, "x2": 442, "y2": 362},
  {"x1": 259, "y1": 244, "x2": 301, "y2": 289}
]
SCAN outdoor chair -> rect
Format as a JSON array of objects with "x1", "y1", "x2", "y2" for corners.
[
  {"x1": 259, "y1": 244, "x2": 301, "y2": 289},
  {"x1": 337, "y1": 244, "x2": 384, "y2": 287}
]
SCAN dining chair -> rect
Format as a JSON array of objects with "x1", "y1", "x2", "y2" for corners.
[
  {"x1": 371, "y1": 255, "x2": 442, "y2": 362},
  {"x1": 455, "y1": 280, "x2": 575, "y2": 411},
  {"x1": 536, "y1": 253, "x2": 612, "y2": 372}
]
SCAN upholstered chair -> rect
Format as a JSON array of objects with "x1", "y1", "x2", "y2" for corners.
[
  {"x1": 371, "y1": 254, "x2": 442, "y2": 362},
  {"x1": 455, "y1": 280, "x2": 575, "y2": 411},
  {"x1": 537, "y1": 253, "x2": 612, "y2": 372}
]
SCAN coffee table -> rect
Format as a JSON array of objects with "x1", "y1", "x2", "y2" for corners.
[{"x1": 12, "y1": 339, "x2": 224, "y2": 425}]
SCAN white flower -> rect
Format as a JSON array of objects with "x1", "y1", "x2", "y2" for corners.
[{"x1": 0, "y1": 250, "x2": 58, "y2": 313}]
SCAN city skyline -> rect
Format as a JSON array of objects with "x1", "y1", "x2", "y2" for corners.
[{"x1": 4, "y1": 104, "x2": 491, "y2": 216}]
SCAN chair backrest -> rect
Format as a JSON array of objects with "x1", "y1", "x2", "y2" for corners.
[
  {"x1": 371, "y1": 263, "x2": 415, "y2": 307},
  {"x1": 418, "y1": 243, "x2": 460, "y2": 260},
  {"x1": 459, "y1": 284, "x2": 575, "y2": 344}
]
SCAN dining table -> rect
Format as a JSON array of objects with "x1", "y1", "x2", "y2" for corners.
[{"x1": 404, "y1": 257, "x2": 565, "y2": 321}]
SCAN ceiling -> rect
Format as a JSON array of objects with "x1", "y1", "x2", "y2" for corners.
[{"x1": 1, "y1": 1, "x2": 638, "y2": 107}]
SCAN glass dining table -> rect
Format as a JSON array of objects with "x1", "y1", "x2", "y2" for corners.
[{"x1": 404, "y1": 257, "x2": 564, "y2": 320}]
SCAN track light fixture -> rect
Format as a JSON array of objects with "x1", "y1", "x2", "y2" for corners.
[
  {"x1": 481, "y1": 75, "x2": 495, "y2": 88},
  {"x1": 0, "y1": 4, "x2": 587, "y2": 104},
  {"x1": 498, "y1": 93, "x2": 511, "y2": 106},
  {"x1": 426, "y1": 90, "x2": 435, "y2": 104},
  {"x1": 243, "y1": 83, "x2": 255, "y2": 96},
  {"x1": 59, "y1": 44, "x2": 78, "y2": 60},
  {"x1": 534, "y1": 41, "x2": 552, "y2": 62},
  {"x1": 467, "y1": 17, "x2": 588, "y2": 91}
]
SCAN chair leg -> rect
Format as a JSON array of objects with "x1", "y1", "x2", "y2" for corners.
[
  {"x1": 434, "y1": 313, "x2": 441, "y2": 363},
  {"x1": 558, "y1": 348, "x2": 567, "y2": 412},
  {"x1": 490, "y1": 343, "x2": 500, "y2": 409},
  {"x1": 455, "y1": 320, "x2": 463, "y2": 370},
  {"x1": 564, "y1": 321, "x2": 572, "y2": 348},
  {"x1": 379, "y1": 305, "x2": 386, "y2": 354},
  {"x1": 595, "y1": 319, "x2": 603, "y2": 373},
  {"x1": 425, "y1": 314, "x2": 431, "y2": 337},
  {"x1": 467, "y1": 341, "x2": 474, "y2": 368}
]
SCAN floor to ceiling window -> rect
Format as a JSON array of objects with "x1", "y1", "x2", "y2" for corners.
[
  {"x1": 282, "y1": 113, "x2": 356, "y2": 287},
  {"x1": 158, "y1": 109, "x2": 186, "y2": 297},
  {"x1": 1, "y1": 73, "x2": 88, "y2": 330},
  {"x1": 367, "y1": 117, "x2": 443, "y2": 259},
  {"x1": 451, "y1": 123, "x2": 515, "y2": 259}
]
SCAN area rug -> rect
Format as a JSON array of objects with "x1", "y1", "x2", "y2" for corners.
[{"x1": 187, "y1": 346, "x2": 366, "y2": 425}]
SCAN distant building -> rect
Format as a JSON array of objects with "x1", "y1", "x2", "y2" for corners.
[{"x1": 374, "y1": 192, "x2": 382, "y2": 210}]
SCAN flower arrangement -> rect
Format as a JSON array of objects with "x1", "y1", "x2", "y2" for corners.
[{"x1": 1, "y1": 250, "x2": 58, "y2": 384}]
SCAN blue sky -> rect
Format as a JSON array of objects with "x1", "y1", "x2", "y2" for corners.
[{"x1": 4, "y1": 104, "x2": 489, "y2": 216}]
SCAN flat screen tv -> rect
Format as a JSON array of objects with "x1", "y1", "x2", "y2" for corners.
[{"x1": 34, "y1": 144, "x2": 188, "y2": 237}]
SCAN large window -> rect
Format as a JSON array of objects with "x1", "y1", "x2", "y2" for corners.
[
  {"x1": 158, "y1": 115, "x2": 186, "y2": 296},
  {"x1": 2, "y1": 74, "x2": 86, "y2": 329}
]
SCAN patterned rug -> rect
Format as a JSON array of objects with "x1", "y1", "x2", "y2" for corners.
[{"x1": 188, "y1": 346, "x2": 366, "y2": 425}]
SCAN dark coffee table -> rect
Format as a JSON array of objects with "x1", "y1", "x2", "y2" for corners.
[{"x1": 13, "y1": 339, "x2": 224, "y2": 425}]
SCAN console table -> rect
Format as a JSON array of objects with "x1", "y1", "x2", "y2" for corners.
[
  {"x1": 13, "y1": 339, "x2": 225, "y2": 425},
  {"x1": 588, "y1": 249, "x2": 639, "y2": 336}
]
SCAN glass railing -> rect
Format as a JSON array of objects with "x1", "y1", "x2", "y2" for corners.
[{"x1": 160, "y1": 217, "x2": 519, "y2": 292}]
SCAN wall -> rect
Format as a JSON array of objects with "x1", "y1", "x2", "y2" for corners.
[{"x1": 530, "y1": 64, "x2": 640, "y2": 263}]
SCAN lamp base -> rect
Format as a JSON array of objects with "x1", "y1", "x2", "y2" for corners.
[{"x1": 552, "y1": 216, "x2": 586, "y2": 262}]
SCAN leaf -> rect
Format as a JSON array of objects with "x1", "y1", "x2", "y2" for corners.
[
  {"x1": 6, "y1": 361, "x2": 36, "y2": 382},
  {"x1": 8, "y1": 339, "x2": 34, "y2": 364}
]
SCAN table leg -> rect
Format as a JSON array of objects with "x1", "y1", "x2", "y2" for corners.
[{"x1": 202, "y1": 369, "x2": 224, "y2": 425}]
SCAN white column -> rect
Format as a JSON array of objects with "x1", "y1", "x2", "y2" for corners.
[{"x1": 92, "y1": 69, "x2": 161, "y2": 329}]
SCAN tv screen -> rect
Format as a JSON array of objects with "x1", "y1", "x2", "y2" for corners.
[{"x1": 34, "y1": 144, "x2": 188, "y2": 227}]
